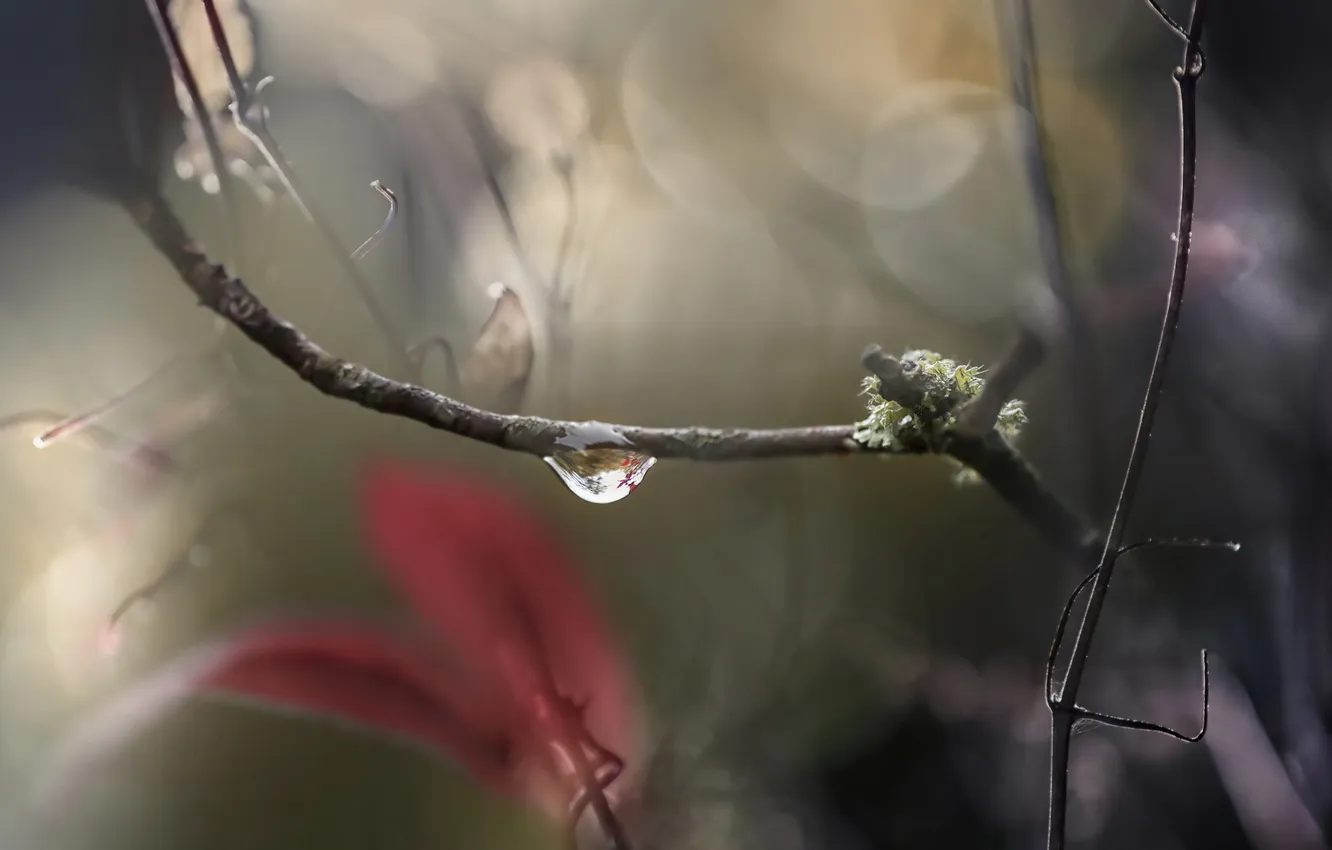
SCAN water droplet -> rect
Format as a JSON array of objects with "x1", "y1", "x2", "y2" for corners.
[{"x1": 544, "y1": 448, "x2": 657, "y2": 504}]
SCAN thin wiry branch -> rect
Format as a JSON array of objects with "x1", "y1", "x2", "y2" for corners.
[
  {"x1": 195, "y1": 0, "x2": 412, "y2": 375},
  {"x1": 1045, "y1": 537, "x2": 1238, "y2": 708},
  {"x1": 960, "y1": 0, "x2": 1107, "y2": 520},
  {"x1": 0, "y1": 410, "x2": 171, "y2": 471},
  {"x1": 349, "y1": 181, "x2": 399, "y2": 262},
  {"x1": 563, "y1": 733, "x2": 629, "y2": 850},
  {"x1": 143, "y1": 0, "x2": 239, "y2": 263},
  {"x1": 1141, "y1": 0, "x2": 1193, "y2": 42},
  {"x1": 1044, "y1": 3, "x2": 1211, "y2": 849},
  {"x1": 1117, "y1": 537, "x2": 1240, "y2": 557},
  {"x1": 30, "y1": 353, "x2": 202, "y2": 449},
  {"x1": 1046, "y1": 566, "x2": 1099, "y2": 708},
  {"x1": 1069, "y1": 646, "x2": 1208, "y2": 742}
]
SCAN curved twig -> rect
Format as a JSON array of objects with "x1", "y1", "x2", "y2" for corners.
[
  {"x1": 349, "y1": 181, "x2": 399, "y2": 262},
  {"x1": 1046, "y1": 567, "x2": 1099, "y2": 708},
  {"x1": 1070, "y1": 648, "x2": 1208, "y2": 742}
]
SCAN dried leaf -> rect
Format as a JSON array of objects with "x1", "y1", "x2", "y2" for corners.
[{"x1": 459, "y1": 286, "x2": 535, "y2": 413}]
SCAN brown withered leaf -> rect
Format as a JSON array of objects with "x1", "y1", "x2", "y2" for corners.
[{"x1": 459, "y1": 286, "x2": 535, "y2": 413}]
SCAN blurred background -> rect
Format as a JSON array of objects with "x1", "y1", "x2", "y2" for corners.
[{"x1": 0, "y1": 0, "x2": 1331, "y2": 847}]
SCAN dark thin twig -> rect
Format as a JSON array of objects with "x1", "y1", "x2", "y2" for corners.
[
  {"x1": 564, "y1": 738, "x2": 626, "y2": 849},
  {"x1": 1045, "y1": 567, "x2": 1099, "y2": 707},
  {"x1": 199, "y1": 1, "x2": 306, "y2": 220},
  {"x1": 965, "y1": 0, "x2": 1108, "y2": 519},
  {"x1": 349, "y1": 181, "x2": 399, "y2": 262},
  {"x1": 1142, "y1": 0, "x2": 1192, "y2": 41},
  {"x1": 1117, "y1": 537, "x2": 1240, "y2": 557},
  {"x1": 1044, "y1": 4, "x2": 1210, "y2": 849},
  {"x1": 142, "y1": 0, "x2": 240, "y2": 264},
  {"x1": 1044, "y1": 535, "x2": 1235, "y2": 716},
  {"x1": 194, "y1": 0, "x2": 412, "y2": 375},
  {"x1": 1070, "y1": 646, "x2": 1208, "y2": 741}
]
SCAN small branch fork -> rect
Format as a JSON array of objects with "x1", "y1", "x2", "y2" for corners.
[
  {"x1": 1042, "y1": 3, "x2": 1212, "y2": 849},
  {"x1": 1045, "y1": 539, "x2": 1237, "y2": 743}
]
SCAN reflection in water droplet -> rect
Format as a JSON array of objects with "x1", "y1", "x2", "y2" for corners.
[{"x1": 544, "y1": 448, "x2": 657, "y2": 504}]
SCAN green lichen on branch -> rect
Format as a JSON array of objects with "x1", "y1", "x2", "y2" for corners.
[{"x1": 854, "y1": 349, "x2": 1027, "y2": 481}]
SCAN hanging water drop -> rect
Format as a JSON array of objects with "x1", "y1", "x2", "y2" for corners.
[{"x1": 544, "y1": 448, "x2": 657, "y2": 504}]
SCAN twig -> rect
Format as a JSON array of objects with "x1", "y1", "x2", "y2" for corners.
[
  {"x1": 963, "y1": 0, "x2": 1109, "y2": 519},
  {"x1": 349, "y1": 181, "x2": 399, "y2": 262},
  {"x1": 0, "y1": 410, "x2": 171, "y2": 471},
  {"x1": 194, "y1": 0, "x2": 412, "y2": 375},
  {"x1": 142, "y1": 0, "x2": 240, "y2": 264},
  {"x1": 1043, "y1": 4, "x2": 1210, "y2": 849}
]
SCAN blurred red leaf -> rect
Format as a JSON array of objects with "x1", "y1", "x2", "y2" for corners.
[
  {"x1": 194, "y1": 620, "x2": 518, "y2": 791},
  {"x1": 358, "y1": 460, "x2": 637, "y2": 768},
  {"x1": 37, "y1": 460, "x2": 638, "y2": 823}
]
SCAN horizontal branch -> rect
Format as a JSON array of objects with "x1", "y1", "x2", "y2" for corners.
[
  {"x1": 124, "y1": 192, "x2": 865, "y2": 460},
  {"x1": 122, "y1": 190, "x2": 1098, "y2": 559}
]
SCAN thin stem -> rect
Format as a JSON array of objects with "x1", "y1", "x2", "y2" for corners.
[
  {"x1": 1141, "y1": 0, "x2": 1192, "y2": 41},
  {"x1": 196, "y1": 0, "x2": 412, "y2": 374},
  {"x1": 0, "y1": 410, "x2": 170, "y2": 470},
  {"x1": 1071, "y1": 647, "x2": 1208, "y2": 741},
  {"x1": 349, "y1": 181, "x2": 399, "y2": 262},
  {"x1": 31, "y1": 355, "x2": 191, "y2": 448},
  {"x1": 1117, "y1": 537, "x2": 1240, "y2": 557},
  {"x1": 1044, "y1": 3, "x2": 1209, "y2": 848},
  {"x1": 989, "y1": 0, "x2": 1109, "y2": 513},
  {"x1": 143, "y1": 0, "x2": 240, "y2": 264}
]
